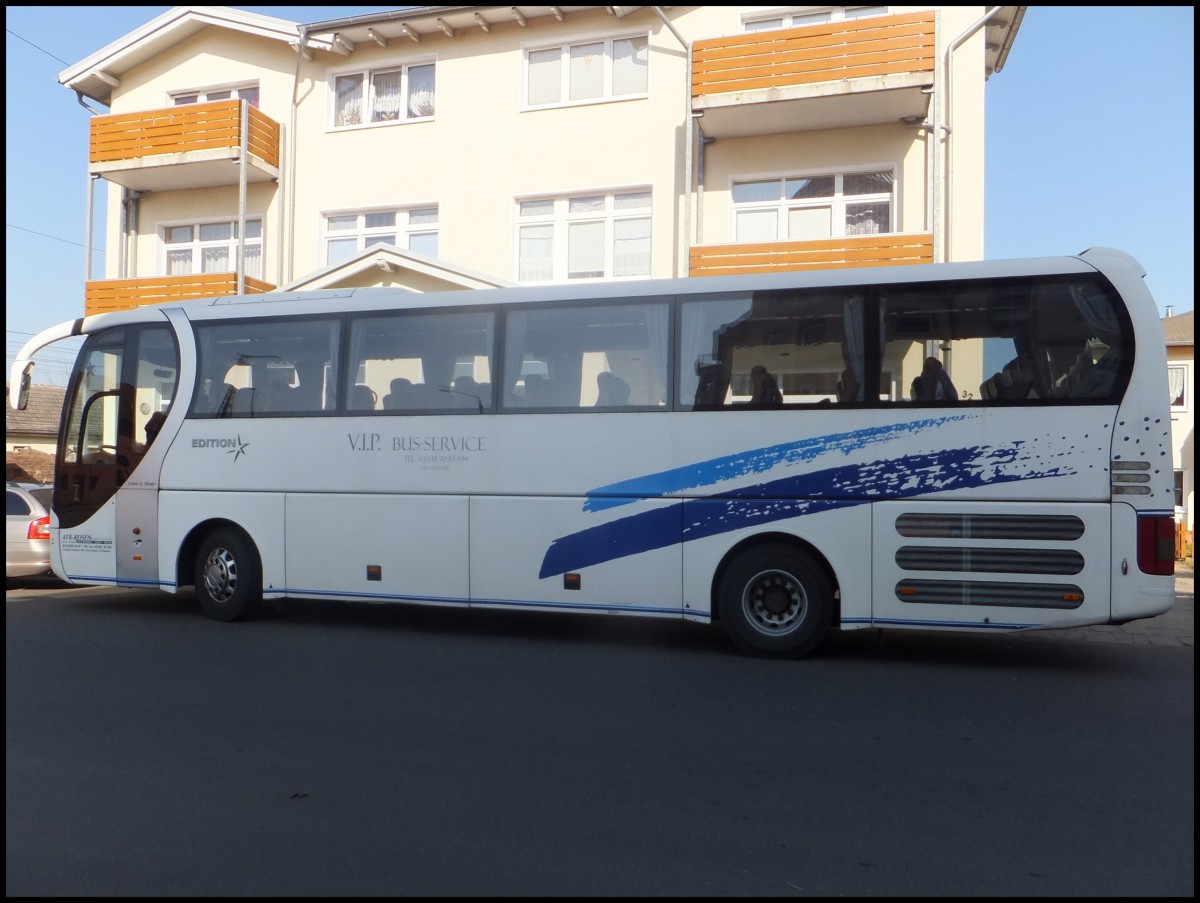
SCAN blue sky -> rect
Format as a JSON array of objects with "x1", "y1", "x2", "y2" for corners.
[{"x1": 5, "y1": 6, "x2": 1195, "y2": 385}]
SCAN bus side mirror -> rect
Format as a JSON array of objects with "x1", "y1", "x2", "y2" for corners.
[{"x1": 9, "y1": 361, "x2": 34, "y2": 410}]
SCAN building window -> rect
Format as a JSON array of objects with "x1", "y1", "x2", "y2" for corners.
[
  {"x1": 324, "y1": 208, "x2": 439, "y2": 266},
  {"x1": 1176, "y1": 471, "x2": 1186, "y2": 509},
  {"x1": 525, "y1": 34, "x2": 648, "y2": 107},
  {"x1": 517, "y1": 190, "x2": 651, "y2": 282},
  {"x1": 744, "y1": 6, "x2": 888, "y2": 32},
  {"x1": 1168, "y1": 364, "x2": 1189, "y2": 411},
  {"x1": 732, "y1": 171, "x2": 894, "y2": 243},
  {"x1": 172, "y1": 85, "x2": 260, "y2": 107},
  {"x1": 164, "y1": 219, "x2": 262, "y2": 279},
  {"x1": 333, "y1": 62, "x2": 435, "y2": 127}
]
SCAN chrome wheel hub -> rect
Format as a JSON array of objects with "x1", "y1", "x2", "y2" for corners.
[
  {"x1": 743, "y1": 569, "x2": 807, "y2": 635},
  {"x1": 202, "y1": 548, "x2": 238, "y2": 603}
]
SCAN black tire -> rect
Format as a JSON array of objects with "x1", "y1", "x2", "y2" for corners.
[
  {"x1": 716, "y1": 543, "x2": 833, "y2": 659},
  {"x1": 194, "y1": 527, "x2": 262, "y2": 622}
]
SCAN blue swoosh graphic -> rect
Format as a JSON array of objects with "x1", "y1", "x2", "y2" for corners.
[
  {"x1": 582, "y1": 415, "x2": 972, "y2": 511},
  {"x1": 540, "y1": 443, "x2": 1071, "y2": 578}
]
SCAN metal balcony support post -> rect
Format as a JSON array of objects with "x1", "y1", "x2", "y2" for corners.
[
  {"x1": 287, "y1": 27, "x2": 310, "y2": 287},
  {"x1": 652, "y1": 7, "x2": 691, "y2": 277},
  {"x1": 85, "y1": 174, "x2": 97, "y2": 282},
  {"x1": 237, "y1": 99, "x2": 249, "y2": 295}
]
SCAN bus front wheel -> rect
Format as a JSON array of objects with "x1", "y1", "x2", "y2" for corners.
[
  {"x1": 717, "y1": 544, "x2": 832, "y2": 659},
  {"x1": 194, "y1": 527, "x2": 262, "y2": 622}
]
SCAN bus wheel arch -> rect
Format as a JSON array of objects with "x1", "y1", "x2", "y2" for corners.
[
  {"x1": 181, "y1": 520, "x2": 263, "y2": 622},
  {"x1": 711, "y1": 534, "x2": 839, "y2": 659}
]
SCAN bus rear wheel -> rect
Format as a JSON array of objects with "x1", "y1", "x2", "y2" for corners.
[
  {"x1": 194, "y1": 527, "x2": 262, "y2": 622},
  {"x1": 717, "y1": 543, "x2": 832, "y2": 659}
]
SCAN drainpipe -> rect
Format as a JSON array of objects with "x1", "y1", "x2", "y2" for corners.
[
  {"x1": 900, "y1": 106, "x2": 941, "y2": 260},
  {"x1": 129, "y1": 190, "x2": 142, "y2": 277},
  {"x1": 287, "y1": 26, "x2": 310, "y2": 286},
  {"x1": 696, "y1": 130, "x2": 714, "y2": 243},
  {"x1": 940, "y1": 6, "x2": 1003, "y2": 262},
  {"x1": 652, "y1": 7, "x2": 691, "y2": 277},
  {"x1": 118, "y1": 187, "x2": 129, "y2": 277},
  {"x1": 118, "y1": 189, "x2": 144, "y2": 279},
  {"x1": 275, "y1": 120, "x2": 286, "y2": 288},
  {"x1": 118, "y1": 189, "x2": 143, "y2": 278}
]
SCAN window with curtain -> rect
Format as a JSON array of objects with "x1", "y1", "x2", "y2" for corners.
[
  {"x1": 733, "y1": 171, "x2": 893, "y2": 243},
  {"x1": 163, "y1": 219, "x2": 262, "y2": 278},
  {"x1": 370, "y1": 70, "x2": 402, "y2": 121},
  {"x1": 171, "y1": 84, "x2": 260, "y2": 108},
  {"x1": 1168, "y1": 365, "x2": 1188, "y2": 410},
  {"x1": 743, "y1": 6, "x2": 888, "y2": 31},
  {"x1": 324, "y1": 207, "x2": 439, "y2": 265},
  {"x1": 406, "y1": 64, "x2": 435, "y2": 118},
  {"x1": 334, "y1": 61, "x2": 435, "y2": 127},
  {"x1": 517, "y1": 190, "x2": 651, "y2": 282},
  {"x1": 525, "y1": 34, "x2": 648, "y2": 107}
]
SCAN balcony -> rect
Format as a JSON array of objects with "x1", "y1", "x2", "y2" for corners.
[
  {"x1": 89, "y1": 100, "x2": 281, "y2": 192},
  {"x1": 689, "y1": 233, "x2": 934, "y2": 278},
  {"x1": 692, "y1": 11, "x2": 935, "y2": 138},
  {"x1": 84, "y1": 273, "x2": 276, "y2": 317}
]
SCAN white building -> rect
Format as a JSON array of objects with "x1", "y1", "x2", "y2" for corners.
[{"x1": 59, "y1": 5, "x2": 1022, "y2": 305}]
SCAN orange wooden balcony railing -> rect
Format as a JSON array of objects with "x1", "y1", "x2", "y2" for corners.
[
  {"x1": 89, "y1": 99, "x2": 280, "y2": 169},
  {"x1": 85, "y1": 274, "x2": 276, "y2": 317},
  {"x1": 692, "y1": 11, "x2": 935, "y2": 100},
  {"x1": 689, "y1": 233, "x2": 934, "y2": 278}
]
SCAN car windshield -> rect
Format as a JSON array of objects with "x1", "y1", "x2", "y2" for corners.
[{"x1": 28, "y1": 488, "x2": 52, "y2": 509}]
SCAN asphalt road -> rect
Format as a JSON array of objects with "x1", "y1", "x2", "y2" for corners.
[{"x1": 6, "y1": 575, "x2": 1195, "y2": 897}]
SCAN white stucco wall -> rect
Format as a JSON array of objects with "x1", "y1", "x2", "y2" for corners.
[{"x1": 95, "y1": 5, "x2": 996, "y2": 287}]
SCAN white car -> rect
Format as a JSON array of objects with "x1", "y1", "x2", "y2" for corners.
[{"x1": 6, "y1": 481, "x2": 53, "y2": 578}]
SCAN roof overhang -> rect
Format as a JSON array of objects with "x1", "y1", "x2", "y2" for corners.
[
  {"x1": 984, "y1": 6, "x2": 1027, "y2": 78},
  {"x1": 302, "y1": 6, "x2": 647, "y2": 51},
  {"x1": 58, "y1": 5, "x2": 331, "y2": 106},
  {"x1": 1162, "y1": 311, "x2": 1195, "y2": 347},
  {"x1": 283, "y1": 243, "x2": 514, "y2": 293}
]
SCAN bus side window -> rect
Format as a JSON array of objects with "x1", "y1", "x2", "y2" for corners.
[
  {"x1": 502, "y1": 302, "x2": 667, "y2": 411},
  {"x1": 345, "y1": 310, "x2": 495, "y2": 415},
  {"x1": 679, "y1": 290, "x2": 863, "y2": 408},
  {"x1": 194, "y1": 318, "x2": 340, "y2": 417}
]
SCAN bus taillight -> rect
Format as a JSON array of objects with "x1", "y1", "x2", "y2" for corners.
[{"x1": 1136, "y1": 515, "x2": 1175, "y2": 576}]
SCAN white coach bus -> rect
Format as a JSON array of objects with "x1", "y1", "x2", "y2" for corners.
[{"x1": 9, "y1": 247, "x2": 1176, "y2": 657}]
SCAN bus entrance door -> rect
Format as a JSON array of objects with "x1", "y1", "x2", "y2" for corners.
[{"x1": 54, "y1": 322, "x2": 179, "y2": 590}]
